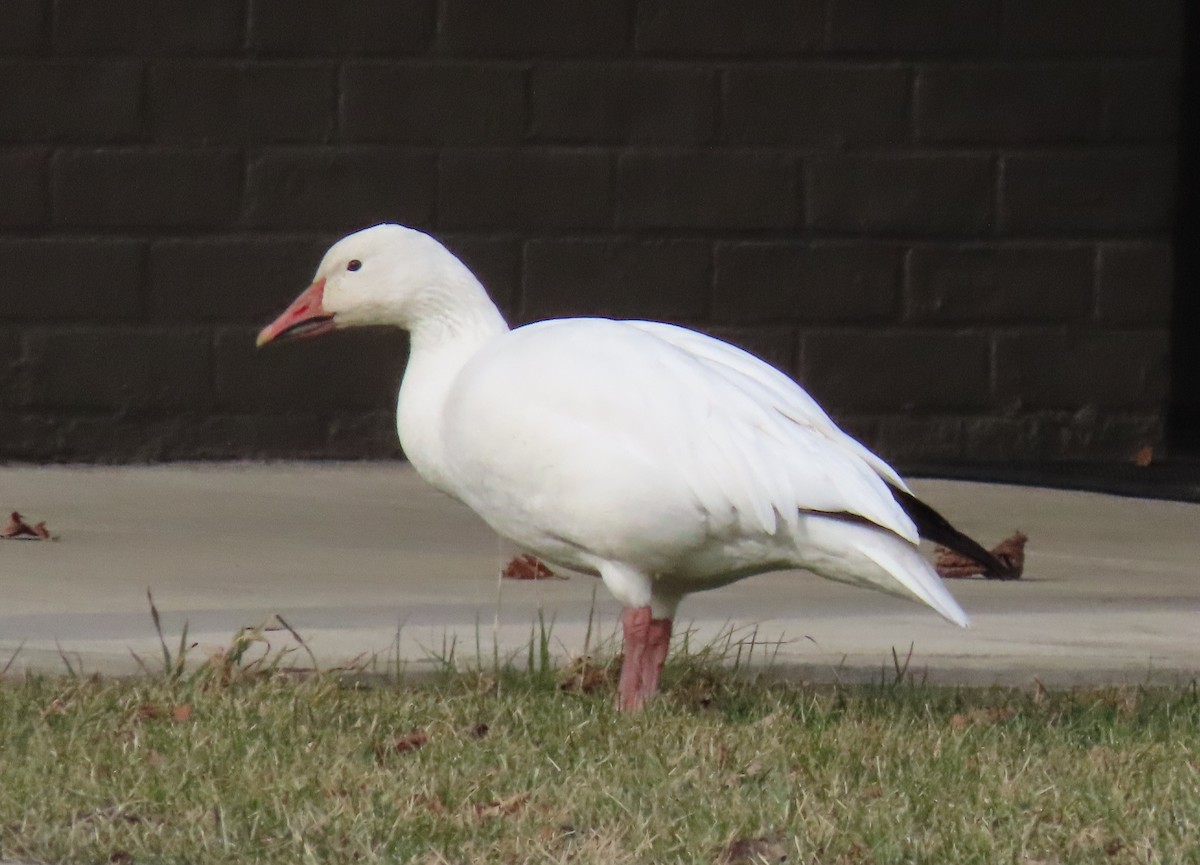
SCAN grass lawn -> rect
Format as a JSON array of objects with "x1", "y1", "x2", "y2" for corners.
[{"x1": 0, "y1": 644, "x2": 1197, "y2": 865}]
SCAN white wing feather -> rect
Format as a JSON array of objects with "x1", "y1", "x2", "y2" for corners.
[
  {"x1": 483, "y1": 319, "x2": 918, "y2": 544},
  {"x1": 627, "y1": 321, "x2": 911, "y2": 493}
]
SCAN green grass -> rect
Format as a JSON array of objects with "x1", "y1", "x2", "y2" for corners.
[{"x1": 1, "y1": 652, "x2": 1197, "y2": 865}]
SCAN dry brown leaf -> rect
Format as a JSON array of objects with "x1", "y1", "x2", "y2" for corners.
[
  {"x1": 108, "y1": 851, "x2": 133, "y2": 865},
  {"x1": 2, "y1": 512, "x2": 35, "y2": 538},
  {"x1": 501, "y1": 554, "x2": 564, "y2": 580},
  {"x1": 132, "y1": 703, "x2": 163, "y2": 722},
  {"x1": 936, "y1": 531, "x2": 1028, "y2": 579},
  {"x1": 376, "y1": 730, "x2": 429, "y2": 762},
  {"x1": 473, "y1": 793, "x2": 529, "y2": 820},
  {"x1": 392, "y1": 731, "x2": 429, "y2": 754},
  {"x1": 171, "y1": 704, "x2": 193, "y2": 723},
  {"x1": 557, "y1": 655, "x2": 618, "y2": 694},
  {"x1": 991, "y1": 531, "x2": 1029, "y2": 574},
  {"x1": 1, "y1": 511, "x2": 57, "y2": 540}
]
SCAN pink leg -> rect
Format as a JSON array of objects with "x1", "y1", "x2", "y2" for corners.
[
  {"x1": 638, "y1": 616, "x2": 673, "y2": 702},
  {"x1": 617, "y1": 606, "x2": 651, "y2": 712},
  {"x1": 616, "y1": 606, "x2": 673, "y2": 712}
]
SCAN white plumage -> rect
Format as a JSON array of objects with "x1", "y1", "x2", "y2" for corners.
[{"x1": 258, "y1": 224, "x2": 971, "y2": 710}]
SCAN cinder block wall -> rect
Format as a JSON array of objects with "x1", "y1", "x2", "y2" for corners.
[{"x1": 0, "y1": 0, "x2": 1181, "y2": 463}]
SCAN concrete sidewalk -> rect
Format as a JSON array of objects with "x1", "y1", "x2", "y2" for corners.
[{"x1": 0, "y1": 463, "x2": 1196, "y2": 686}]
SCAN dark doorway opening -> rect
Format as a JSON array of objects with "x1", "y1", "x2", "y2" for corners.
[{"x1": 1170, "y1": 0, "x2": 1200, "y2": 455}]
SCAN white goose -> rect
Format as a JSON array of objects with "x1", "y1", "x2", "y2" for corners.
[{"x1": 258, "y1": 224, "x2": 1012, "y2": 711}]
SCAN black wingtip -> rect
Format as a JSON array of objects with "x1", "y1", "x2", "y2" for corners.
[{"x1": 888, "y1": 484, "x2": 1019, "y2": 580}]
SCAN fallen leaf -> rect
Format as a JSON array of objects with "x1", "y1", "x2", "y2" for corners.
[
  {"x1": 171, "y1": 704, "x2": 193, "y2": 723},
  {"x1": 376, "y1": 730, "x2": 429, "y2": 762},
  {"x1": 392, "y1": 731, "x2": 429, "y2": 754},
  {"x1": 108, "y1": 851, "x2": 133, "y2": 864},
  {"x1": 557, "y1": 655, "x2": 618, "y2": 694},
  {"x1": 1, "y1": 511, "x2": 57, "y2": 540},
  {"x1": 473, "y1": 793, "x2": 529, "y2": 819},
  {"x1": 2, "y1": 512, "x2": 35, "y2": 538},
  {"x1": 501, "y1": 554, "x2": 564, "y2": 580},
  {"x1": 717, "y1": 834, "x2": 789, "y2": 865},
  {"x1": 936, "y1": 531, "x2": 1028, "y2": 579},
  {"x1": 132, "y1": 703, "x2": 163, "y2": 722},
  {"x1": 991, "y1": 532, "x2": 1029, "y2": 574}
]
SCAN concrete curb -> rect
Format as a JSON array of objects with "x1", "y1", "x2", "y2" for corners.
[{"x1": 1, "y1": 463, "x2": 1197, "y2": 686}]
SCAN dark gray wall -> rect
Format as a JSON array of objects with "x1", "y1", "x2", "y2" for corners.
[{"x1": 0, "y1": 0, "x2": 1183, "y2": 463}]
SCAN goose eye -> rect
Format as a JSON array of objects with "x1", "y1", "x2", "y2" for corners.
[{"x1": 347, "y1": 259, "x2": 362, "y2": 272}]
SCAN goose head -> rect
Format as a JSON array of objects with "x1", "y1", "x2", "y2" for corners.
[{"x1": 256, "y1": 224, "x2": 494, "y2": 348}]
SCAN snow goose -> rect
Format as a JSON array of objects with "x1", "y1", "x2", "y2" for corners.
[{"x1": 258, "y1": 224, "x2": 1014, "y2": 711}]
